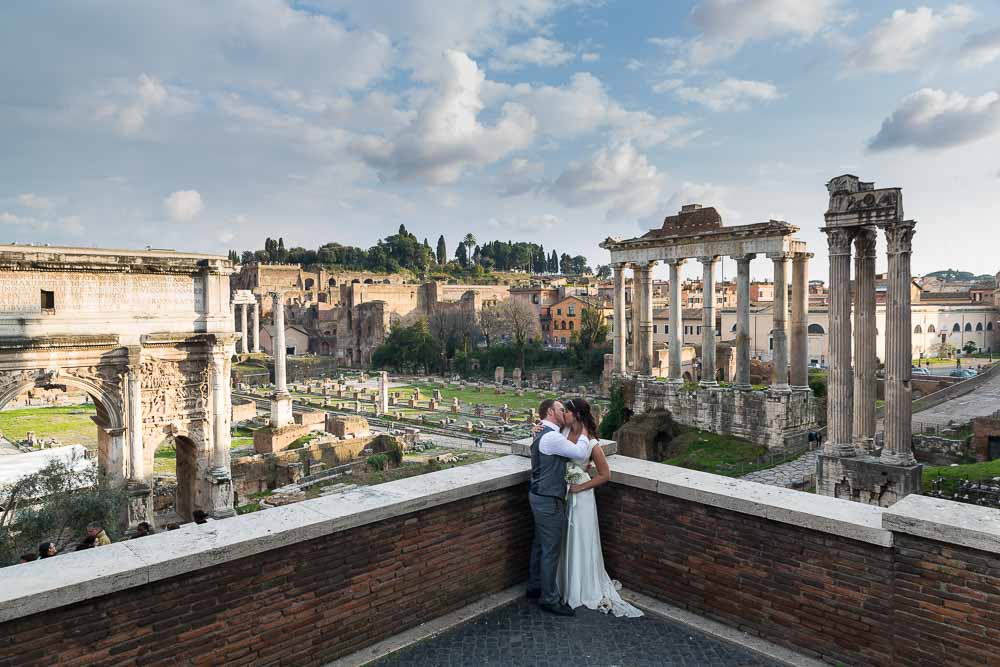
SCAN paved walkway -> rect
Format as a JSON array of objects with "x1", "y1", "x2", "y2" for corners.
[
  {"x1": 372, "y1": 598, "x2": 780, "y2": 666},
  {"x1": 911, "y1": 368, "x2": 1000, "y2": 428},
  {"x1": 740, "y1": 450, "x2": 818, "y2": 488}
]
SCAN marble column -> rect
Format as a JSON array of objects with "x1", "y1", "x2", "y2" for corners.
[
  {"x1": 824, "y1": 228, "x2": 857, "y2": 456},
  {"x1": 612, "y1": 263, "x2": 627, "y2": 374},
  {"x1": 637, "y1": 263, "x2": 655, "y2": 375},
  {"x1": 210, "y1": 351, "x2": 230, "y2": 471},
  {"x1": 668, "y1": 259, "x2": 685, "y2": 383},
  {"x1": 852, "y1": 228, "x2": 878, "y2": 451},
  {"x1": 272, "y1": 292, "x2": 288, "y2": 396},
  {"x1": 699, "y1": 256, "x2": 718, "y2": 387},
  {"x1": 769, "y1": 252, "x2": 791, "y2": 391},
  {"x1": 734, "y1": 254, "x2": 754, "y2": 389},
  {"x1": 127, "y1": 362, "x2": 144, "y2": 480},
  {"x1": 790, "y1": 252, "x2": 811, "y2": 390},
  {"x1": 630, "y1": 264, "x2": 641, "y2": 373},
  {"x1": 882, "y1": 222, "x2": 917, "y2": 466},
  {"x1": 250, "y1": 300, "x2": 260, "y2": 353},
  {"x1": 239, "y1": 303, "x2": 248, "y2": 354}
]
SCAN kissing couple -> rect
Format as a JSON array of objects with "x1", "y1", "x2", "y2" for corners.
[{"x1": 526, "y1": 397, "x2": 642, "y2": 618}]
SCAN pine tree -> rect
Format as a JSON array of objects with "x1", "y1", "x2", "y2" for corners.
[
  {"x1": 455, "y1": 243, "x2": 468, "y2": 268},
  {"x1": 436, "y1": 235, "x2": 447, "y2": 265}
]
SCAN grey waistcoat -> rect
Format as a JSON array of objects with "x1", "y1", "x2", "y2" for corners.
[{"x1": 529, "y1": 425, "x2": 567, "y2": 498}]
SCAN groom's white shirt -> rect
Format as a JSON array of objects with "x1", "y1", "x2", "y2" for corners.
[{"x1": 537, "y1": 419, "x2": 591, "y2": 459}]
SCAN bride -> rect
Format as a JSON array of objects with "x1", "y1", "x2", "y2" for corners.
[{"x1": 550, "y1": 398, "x2": 642, "y2": 618}]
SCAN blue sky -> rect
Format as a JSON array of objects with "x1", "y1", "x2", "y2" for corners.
[{"x1": 2, "y1": 1, "x2": 1000, "y2": 282}]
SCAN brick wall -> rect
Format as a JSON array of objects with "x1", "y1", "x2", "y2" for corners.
[
  {"x1": 0, "y1": 484, "x2": 532, "y2": 667},
  {"x1": 597, "y1": 482, "x2": 1000, "y2": 667}
]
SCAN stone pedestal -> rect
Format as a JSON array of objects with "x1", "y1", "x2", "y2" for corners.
[
  {"x1": 207, "y1": 467, "x2": 237, "y2": 519},
  {"x1": 816, "y1": 454, "x2": 922, "y2": 508},
  {"x1": 270, "y1": 394, "x2": 293, "y2": 427},
  {"x1": 125, "y1": 480, "x2": 154, "y2": 528}
]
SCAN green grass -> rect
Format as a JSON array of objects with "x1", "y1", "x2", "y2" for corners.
[
  {"x1": 395, "y1": 383, "x2": 560, "y2": 411},
  {"x1": 662, "y1": 428, "x2": 769, "y2": 477},
  {"x1": 154, "y1": 446, "x2": 176, "y2": 474},
  {"x1": 0, "y1": 404, "x2": 99, "y2": 448},
  {"x1": 923, "y1": 459, "x2": 1000, "y2": 495}
]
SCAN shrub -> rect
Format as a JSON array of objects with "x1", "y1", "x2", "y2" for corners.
[
  {"x1": 367, "y1": 454, "x2": 388, "y2": 471},
  {"x1": 599, "y1": 382, "x2": 627, "y2": 440}
]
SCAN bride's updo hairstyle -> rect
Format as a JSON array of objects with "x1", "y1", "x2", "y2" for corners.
[{"x1": 564, "y1": 398, "x2": 598, "y2": 438}]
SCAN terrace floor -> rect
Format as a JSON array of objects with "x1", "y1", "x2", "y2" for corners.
[{"x1": 372, "y1": 597, "x2": 783, "y2": 667}]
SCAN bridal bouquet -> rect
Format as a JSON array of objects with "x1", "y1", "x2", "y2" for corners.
[{"x1": 565, "y1": 462, "x2": 590, "y2": 485}]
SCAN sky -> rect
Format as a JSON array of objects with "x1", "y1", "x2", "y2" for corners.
[{"x1": 2, "y1": 1, "x2": 1000, "y2": 282}]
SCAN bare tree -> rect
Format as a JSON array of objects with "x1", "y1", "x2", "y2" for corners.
[
  {"x1": 479, "y1": 302, "x2": 503, "y2": 348},
  {"x1": 429, "y1": 308, "x2": 480, "y2": 361},
  {"x1": 498, "y1": 298, "x2": 542, "y2": 371}
]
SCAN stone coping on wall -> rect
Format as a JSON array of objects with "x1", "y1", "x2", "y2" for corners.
[
  {"x1": 605, "y1": 455, "x2": 893, "y2": 547},
  {"x1": 0, "y1": 455, "x2": 532, "y2": 625},
  {"x1": 882, "y1": 493, "x2": 1000, "y2": 555}
]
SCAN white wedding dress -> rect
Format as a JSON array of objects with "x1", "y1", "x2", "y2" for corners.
[{"x1": 556, "y1": 428, "x2": 643, "y2": 618}]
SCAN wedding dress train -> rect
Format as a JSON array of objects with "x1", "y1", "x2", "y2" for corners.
[{"x1": 556, "y1": 433, "x2": 643, "y2": 618}]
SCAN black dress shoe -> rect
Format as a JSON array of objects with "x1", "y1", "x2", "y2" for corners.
[
  {"x1": 539, "y1": 601, "x2": 576, "y2": 616},
  {"x1": 526, "y1": 588, "x2": 541, "y2": 600}
]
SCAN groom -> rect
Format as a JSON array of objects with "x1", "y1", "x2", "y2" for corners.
[{"x1": 527, "y1": 398, "x2": 592, "y2": 616}]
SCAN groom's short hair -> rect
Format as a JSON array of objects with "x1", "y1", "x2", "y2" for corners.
[{"x1": 538, "y1": 399, "x2": 556, "y2": 420}]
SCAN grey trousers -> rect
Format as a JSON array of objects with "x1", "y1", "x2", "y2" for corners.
[{"x1": 528, "y1": 491, "x2": 566, "y2": 605}]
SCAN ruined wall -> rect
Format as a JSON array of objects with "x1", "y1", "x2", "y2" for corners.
[{"x1": 629, "y1": 378, "x2": 816, "y2": 452}]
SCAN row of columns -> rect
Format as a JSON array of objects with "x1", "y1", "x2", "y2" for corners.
[
  {"x1": 611, "y1": 251, "x2": 812, "y2": 390},
  {"x1": 234, "y1": 299, "x2": 261, "y2": 354},
  {"x1": 823, "y1": 223, "x2": 916, "y2": 464}
]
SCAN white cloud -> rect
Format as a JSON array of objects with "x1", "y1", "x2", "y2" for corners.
[
  {"x1": 549, "y1": 142, "x2": 667, "y2": 219},
  {"x1": 581, "y1": 52, "x2": 600, "y2": 62},
  {"x1": 94, "y1": 73, "x2": 168, "y2": 136},
  {"x1": 498, "y1": 72, "x2": 693, "y2": 149},
  {"x1": 17, "y1": 193, "x2": 52, "y2": 209},
  {"x1": 868, "y1": 88, "x2": 1000, "y2": 151},
  {"x1": 625, "y1": 58, "x2": 643, "y2": 71},
  {"x1": 685, "y1": 0, "x2": 842, "y2": 65},
  {"x1": 674, "y1": 79, "x2": 781, "y2": 112},
  {"x1": 354, "y1": 51, "x2": 536, "y2": 184},
  {"x1": 488, "y1": 213, "x2": 561, "y2": 232},
  {"x1": 652, "y1": 79, "x2": 683, "y2": 94},
  {"x1": 959, "y1": 28, "x2": 1000, "y2": 68},
  {"x1": 489, "y1": 37, "x2": 574, "y2": 71},
  {"x1": 164, "y1": 190, "x2": 204, "y2": 221},
  {"x1": 0, "y1": 212, "x2": 33, "y2": 226},
  {"x1": 845, "y1": 5, "x2": 974, "y2": 74},
  {"x1": 499, "y1": 158, "x2": 545, "y2": 197}
]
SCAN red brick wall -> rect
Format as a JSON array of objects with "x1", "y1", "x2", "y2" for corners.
[
  {"x1": 0, "y1": 485, "x2": 532, "y2": 667},
  {"x1": 597, "y1": 483, "x2": 1000, "y2": 667}
]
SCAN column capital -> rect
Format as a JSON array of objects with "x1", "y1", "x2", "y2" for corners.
[
  {"x1": 664, "y1": 258, "x2": 687, "y2": 268},
  {"x1": 610, "y1": 261, "x2": 628, "y2": 271},
  {"x1": 884, "y1": 221, "x2": 916, "y2": 254},
  {"x1": 793, "y1": 252, "x2": 815, "y2": 262},
  {"x1": 853, "y1": 226, "x2": 878, "y2": 256},
  {"x1": 766, "y1": 251, "x2": 794, "y2": 261},
  {"x1": 268, "y1": 290, "x2": 284, "y2": 301},
  {"x1": 824, "y1": 227, "x2": 855, "y2": 255},
  {"x1": 732, "y1": 253, "x2": 756, "y2": 264},
  {"x1": 697, "y1": 255, "x2": 718, "y2": 265}
]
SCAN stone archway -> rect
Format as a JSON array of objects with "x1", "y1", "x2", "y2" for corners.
[{"x1": 175, "y1": 436, "x2": 198, "y2": 522}]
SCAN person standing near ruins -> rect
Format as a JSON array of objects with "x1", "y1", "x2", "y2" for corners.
[{"x1": 87, "y1": 523, "x2": 112, "y2": 546}]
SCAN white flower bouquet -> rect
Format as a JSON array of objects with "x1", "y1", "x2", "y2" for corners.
[{"x1": 565, "y1": 462, "x2": 590, "y2": 485}]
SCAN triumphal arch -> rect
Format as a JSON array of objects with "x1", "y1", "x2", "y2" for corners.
[
  {"x1": 600, "y1": 204, "x2": 817, "y2": 451},
  {"x1": 0, "y1": 245, "x2": 237, "y2": 523}
]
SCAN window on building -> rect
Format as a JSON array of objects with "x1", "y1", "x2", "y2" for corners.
[
  {"x1": 965, "y1": 323, "x2": 973, "y2": 332},
  {"x1": 989, "y1": 322, "x2": 994, "y2": 331},
  {"x1": 697, "y1": 326, "x2": 702, "y2": 335},
  {"x1": 808, "y1": 324, "x2": 825, "y2": 334},
  {"x1": 769, "y1": 338, "x2": 773, "y2": 350},
  {"x1": 928, "y1": 324, "x2": 936, "y2": 333},
  {"x1": 653, "y1": 325, "x2": 658, "y2": 333},
  {"x1": 977, "y1": 323, "x2": 984, "y2": 332},
  {"x1": 305, "y1": 278, "x2": 314, "y2": 290},
  {"x1": 953, "y1": 323, "x2": 961, "y2": 332},
  {"x1": 731, "y1": 323, "x2": 737, "y2": 332},
  {"x1": 569, "y1": 321, "x2": 574, "y2": 330},
  {"x1": 40, "y1": 290, "x2": 54, "y2": 310},
  {"x1": 914, "y1": 325, "x2": 922, "y2": 334},
  {"x1": 561, "y1": 321, "x2": 567, "y2": 330},
  {"x1": 568, "y1": 305, "x2": 576, "y2": 316},
  {"x1": 665, "y1": 325, "x2": 669, "y2": 334},
  {"x1": 533, "y1": 295, "x2": 539, "y2": 304}
]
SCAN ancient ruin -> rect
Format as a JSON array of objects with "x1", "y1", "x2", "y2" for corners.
[
  {"x1": 601, "y1": 205, "x2": 816, "y2": 451},
  {"x1": 816, "y1": 175, "x2": 921, "y2": 505},
  {"x1": 0, "y1": 244, "x2": 237, "y2": 523}
]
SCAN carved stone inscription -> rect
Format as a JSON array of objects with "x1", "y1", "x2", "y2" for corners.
[{"x1": 0, "y1": 273, "x2": 204, "y2": 314}]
